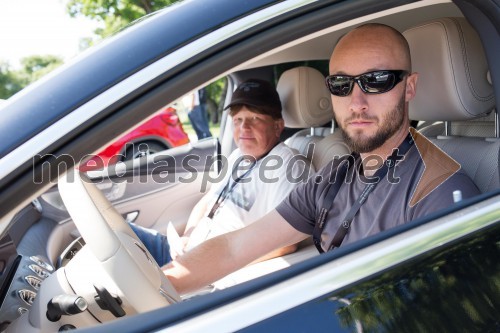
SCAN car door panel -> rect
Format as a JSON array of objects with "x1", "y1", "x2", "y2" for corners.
[
  {"x1": 240, "y1": 221, "x2": 500, "y2": 332},
  {"x1": 86, "y1": 137, "x2": 220, "y2": 233}
]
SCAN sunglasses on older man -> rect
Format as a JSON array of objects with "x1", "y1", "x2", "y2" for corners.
[{"x1": 325, "y1": 70, "x2": 409, "y2": 97}]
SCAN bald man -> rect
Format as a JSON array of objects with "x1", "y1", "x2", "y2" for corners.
[{"x1": 163, "y1": 23, "x2": 479, "y2": 295}]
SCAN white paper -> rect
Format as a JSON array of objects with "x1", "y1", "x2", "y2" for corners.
[{"x1": 166, "y1": 222, "x2": 184, "y2": 257}]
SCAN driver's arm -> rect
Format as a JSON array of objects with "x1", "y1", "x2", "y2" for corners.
[{"x1": 163, "y1": 209, "x2": 308, "y2": 295}]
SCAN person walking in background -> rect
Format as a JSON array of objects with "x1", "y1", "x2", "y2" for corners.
[{"x1": 188, "y1": 87, "x2": 212, "y2": 140}]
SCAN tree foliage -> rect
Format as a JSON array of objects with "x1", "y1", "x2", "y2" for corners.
[
  {"x1": 205, "y1": 77, "x2": 227, "y2": 124},
  {"x1": 20, "y1": 55, "x2": 64, "y2": 81},
  {"x1": 65, "y1": 0, "x2": 228, "y2": 123},
  {"x1": 66, "y1": 0, "x2": 179, "y2": 38},
  {"x1": 0, "y1": 62, "x2": 23, "y2": 99},
  {"x1": 0, "y1": 55, "x2": 63, "y2": 99}
]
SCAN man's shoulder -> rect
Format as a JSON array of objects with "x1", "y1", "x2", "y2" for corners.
[
  {"x1": 437, "y1": 169, "x2": 480, "y2": 196},
  {"x1": 402, "y1": 141, "x2": 480, "y2": 199},
  {"x1": 263, "y1": 142, "x2": 316, "y2": 180},
  {"x1": 272, "y1": 142, "x2": 296, "y2": 156},
  {"x1": 266, "y1": 143, "x2": 306, "y2": 164}
]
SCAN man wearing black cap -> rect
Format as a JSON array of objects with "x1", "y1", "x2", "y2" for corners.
[
  {"x1": 130, "y1": 79, "x2": 311, "y2": 266},
  {"x1": 225, "y1": 79, "x2": 284, "y2": 160}
]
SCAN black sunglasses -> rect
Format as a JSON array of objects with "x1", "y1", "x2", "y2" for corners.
[{"x1": 325, "y1": 70, "x2": 409, "y2": 97}]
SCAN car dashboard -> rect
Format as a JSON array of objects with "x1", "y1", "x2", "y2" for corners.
[{"x1": 0, "y1": 192, "x2": 89, "y2": 330}]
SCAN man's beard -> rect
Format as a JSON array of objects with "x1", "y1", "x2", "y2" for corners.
[{"x1": 339, "y1": 94, "x2": 406, "y2": 153}]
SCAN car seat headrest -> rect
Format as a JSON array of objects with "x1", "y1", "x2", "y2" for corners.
[
  {"x1": 277, "y1": 66, "x2": 333, "y2": 128},
  {"x1": 403, "y1": 17, "x2": 495, "y2": 121}
]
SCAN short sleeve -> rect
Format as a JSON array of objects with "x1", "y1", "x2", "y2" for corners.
[
  {"x1": 408, "y1": 170, "x2": 481, "y2": 220},
  {"x1": 276, "y1": 164, "x2": 332, "y2": 235}
]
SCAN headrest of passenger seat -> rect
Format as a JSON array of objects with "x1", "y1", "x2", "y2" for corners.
[
  {"x1": 403, "y1": 17, "x2": 495, "y2": 121},
  {"x1": 277, "y1": 66, "x2": 333, "y2": 128}
]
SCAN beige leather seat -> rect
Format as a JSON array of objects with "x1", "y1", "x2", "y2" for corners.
[
  {"x1": 277, "y1": 66, "x2": 350, "y2": 170},
  {"x1": 404, "y1": 17, "x2": 498, "y2": 193},
  {"x1": 417, "y1": 111, "x2": 496, "y2": 138}
]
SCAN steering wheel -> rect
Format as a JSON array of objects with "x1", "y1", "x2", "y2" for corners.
[{"x1": 58, "y1": 169, "x2": 180, "y2": 318}]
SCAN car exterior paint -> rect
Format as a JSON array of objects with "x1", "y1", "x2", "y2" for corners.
[{"x1": 79, "y1": 107, "x2": 189, "y2": 171}]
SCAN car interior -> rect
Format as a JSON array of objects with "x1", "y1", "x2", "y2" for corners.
[
  {"x1": 0, "y1": 1, "x2": 498, "y2": 331},
  {"x1": 202, "y1": 15, "x2": 499, "y2": 288}
]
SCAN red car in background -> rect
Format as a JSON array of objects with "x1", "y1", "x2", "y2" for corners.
[{"x1": 80, "y1": 106, "x2": 189, "y2": 171}]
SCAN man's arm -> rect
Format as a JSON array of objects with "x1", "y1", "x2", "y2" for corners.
[
  {"x1": 250, "y1": 150, "x2": 313, "y2": 262},
  {"x1": 163, "y1": 209, "x2": 308, "y2": 295},
  {"x1": 168, "y1": 193, "x2": 212, "y2": 259},
  {"x1": 251, "y1": 243, "x2": 298, "y2": 263}
]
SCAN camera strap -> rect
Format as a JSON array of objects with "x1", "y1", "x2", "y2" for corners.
[
  {"x1": 313, "y1": 134, "x2": 414, "y2": 253},
  {"x1": 207, "y1": 159, "x2": 257, "y2": 219},
  {"x1": 207, "y1": 143, "x2": 279, "y2": 219}
]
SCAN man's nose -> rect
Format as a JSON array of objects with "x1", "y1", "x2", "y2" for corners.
[
  {"x1": 240, "y1": 119, "x2": 252, "y2": 128},
  {"x1": 348, "y1": 83, "x2": 369, "y2": 113}
]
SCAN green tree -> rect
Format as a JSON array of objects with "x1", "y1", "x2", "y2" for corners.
[
  {"x1": 20, "y1": 55, "x2": 64, "y2": 82},
  {"x1": 65, "y1": 0, "x2": 228, "y2": 123},
  {"x1": 0, "y1": 62, "x2": 24, "y2": 99},
  {"x1": 0, "y1": 55, "x2": 64, "y2": 99},
  {"x1": 205, "y1": 78, "x2": 227, "y2": 124},
  {"x1": 66, "y1": 0, "x2": 179, "y2": 38}
]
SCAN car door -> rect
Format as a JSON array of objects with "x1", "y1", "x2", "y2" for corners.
[
  {"x1": 240, "y1": 216, "x2": 500, "y2": 332},
  {"x1": 91, "y1": 136, "x2": 221, "y2": 234}
]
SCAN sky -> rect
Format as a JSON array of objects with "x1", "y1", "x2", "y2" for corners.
[{"x1": 0, "y1": 0, "x2": 101, "y2": 68}]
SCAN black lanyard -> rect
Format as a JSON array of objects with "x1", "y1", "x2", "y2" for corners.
[
  {"x1": 313, "y1": 133, "x2": 414, "y2": 253},
  {"x1": 206, "y1": 143, "x2": 280, "y2": 219},
  {"x1": 207, "y1": 158, "x2": 257, "y2": 219}
]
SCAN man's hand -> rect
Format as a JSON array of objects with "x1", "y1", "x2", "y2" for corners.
[
  {"x1": 169, "y1": 236, "x2": 188, "y2": 260},
  {"x1": 162, "y1": 210, "x2": 308, "y2": 295}
]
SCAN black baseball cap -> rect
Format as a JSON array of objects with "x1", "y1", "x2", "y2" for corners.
[{"x1": 225, "y1": 79, "x2": 282, "y2": 119}]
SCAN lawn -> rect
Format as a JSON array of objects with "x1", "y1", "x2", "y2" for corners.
[{"x1": 180, "y1": 115, "x2": 221, "y2": 142}]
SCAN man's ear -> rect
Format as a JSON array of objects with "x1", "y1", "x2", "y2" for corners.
[
  {"x1": 275, "y1": 118, "x2": 285, "y2": 136},
  {"x1": 405, "y1": 72, "x2": 418, "y2": 102}
]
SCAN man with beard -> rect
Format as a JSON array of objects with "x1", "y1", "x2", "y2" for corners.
[{"x1": 163, "y1": 23, "x2": 480, "y2": 294}]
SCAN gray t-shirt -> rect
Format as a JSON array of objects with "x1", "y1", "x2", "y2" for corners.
[{"x1": 276, "y1": 145, "x2": 480, "y2": 252}]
